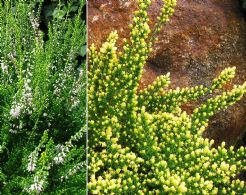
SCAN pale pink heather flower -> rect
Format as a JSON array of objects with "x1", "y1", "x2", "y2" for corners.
[
  {"x1": 1, "y1": 62, "x2": 8, "y2": 73},
  {"x1": 10, "y1": 106, "x2": 21, "y2": 118},
  {"x1": 29, "y1": 180, "x2": 44, "y2": 193},
  {"x1": 27, "y1": 161, "x2": 36, "y2": 172}
]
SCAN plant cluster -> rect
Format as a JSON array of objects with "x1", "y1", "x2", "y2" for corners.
[
  {"x1": 243, "y1": 0, "x2": 246, "y2": 10},
  {"x1": 0, "y1": 0, "x2": 86, "y2": 194},
  {"x1": 88, "y1": 0, "x2": 246, "y2": 194},
  {"x1": 42, "y1": 0, "x2": 83, "y2": 20}
]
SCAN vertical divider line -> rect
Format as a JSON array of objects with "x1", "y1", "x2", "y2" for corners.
[{"x1": 85, "y1": 0, "x2": 88, "y2": 194}]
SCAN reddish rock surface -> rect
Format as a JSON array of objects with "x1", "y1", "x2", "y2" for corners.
[{"x1": 88, "y1": 0, "x2": 246, "y2": 145}]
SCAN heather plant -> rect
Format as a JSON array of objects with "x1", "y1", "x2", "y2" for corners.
[
  {"x1": 88, "y1": 0, "x2": 246, "y2": 194},
  {"x1": 0, "y1": 0, "x2": 86, "y2": 194}
]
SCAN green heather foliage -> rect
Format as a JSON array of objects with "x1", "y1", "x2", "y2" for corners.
[
  {"x1": 244, "y1": 0, "x2": 246, "y2": 9},
  {"x1": 0, "y1": 0, "x2": 86, "y2": 194},
  {"x1": 88, "y1": 0, "x2": 246, "y2": 194}
]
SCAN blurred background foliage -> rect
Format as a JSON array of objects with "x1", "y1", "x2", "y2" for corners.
[
  {"x1": 243, "y1": 0, "x2": 246, "y2": 9},
  {"x1": 40, "y1": 0, "x2": 86, "y2": 57}
]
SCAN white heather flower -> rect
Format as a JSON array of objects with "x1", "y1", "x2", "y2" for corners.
[
  {"x1": 27, "y1": 161, "x2": 36, "y2": 172},
  {"x1": 60, "y1": 176, "x2": 65, "y2": 182},
  {"x1": 54, "y1": 156, "x2": 64, "y2": 164},
  {"x1": 29, "y1": 14, "x2": 39, "y2": 30},
  {"x1": 27, "y1": 151, "x2": 37, "y2": 172},
  {"x1": 79, "y1": 68, "x2": 83, "y2": 78},
  {"x1": 1, "y1": 62, "x2": 8, "y2": 73},
  {"x1": 29, "y1": 184, "x2": 35, "y2": 191},
  {"x1": 10, "y1": 106, "x2": 21, "y2": 118},
  {"x1": 29, "y1": 179, "x2": 44, "y2": 193},
  {"x1": 60, "y1": 162, "x2": 85, "y2": 181},
  {"x1": 9, "y1": 129, "x2": 17, "y2": 134},
  {"x1": 43, "y1": 113, "x2": 47, "y2": 117},
  {"x1": 55, "y1": 144, "x2": 64, "y2": 152},
  {"x1": 54, "y1": 87, "x2": 61, "y2": 96},
  {"x1": 23, "y1": 92, "x2": 32, "y2": 99}
]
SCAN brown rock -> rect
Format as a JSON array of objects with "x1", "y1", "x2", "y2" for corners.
[{"x1": 88, "y1": 0, "x2": 246, "y2": 145}]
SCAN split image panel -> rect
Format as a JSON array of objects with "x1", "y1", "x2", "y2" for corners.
[
  {"x1": 0, "y1": 1, "x2": 86, "y2": 193},
  {"x1": 87, "y1": 0, "x2": 246, "y2": 194}
]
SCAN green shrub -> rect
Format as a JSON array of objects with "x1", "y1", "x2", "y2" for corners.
[
  {"x1": 42, "y1": 0, "x2": 85, "y2": 30},
  {"x1": 88, "y1": 0, "x2": 246, "y2": 194},
  {"x1": 0, "y1": 0, "x2": 86, "y2": 194},
  {"x1": 243, "y1": 0, "x2": 246, "y2": 9}
]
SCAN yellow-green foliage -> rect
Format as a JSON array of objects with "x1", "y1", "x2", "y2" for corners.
[{"x1": 88, "y1": 0, "x2": 246, "y2": 194}]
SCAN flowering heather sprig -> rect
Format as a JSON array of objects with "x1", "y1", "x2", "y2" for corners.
[
  {"x1": 60, "y1": 161, "x2": 86, "y2": 182},
  {"x1": 88, "y1": 0, "x2": 246, "y2": 194},
  {"x1": 27, "y1": 176, "x2": 45, "y2": 194},
  {"x1": 27, "y1": 150, "x2": 38, "y2": 173},
  {"x1": 25, "y1": 125, "x2": 86, "y2": 193},
  {"x1": 53, "y1": 126, "x2": 86, "y2": 165}
]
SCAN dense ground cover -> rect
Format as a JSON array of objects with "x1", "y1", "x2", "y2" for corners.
[
  {"x1": 0, "y1": 0, "x2": 86, "y2": 194},
  {"x1": 88, "y1": 0, "x2": 246, "y2": 194}
]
